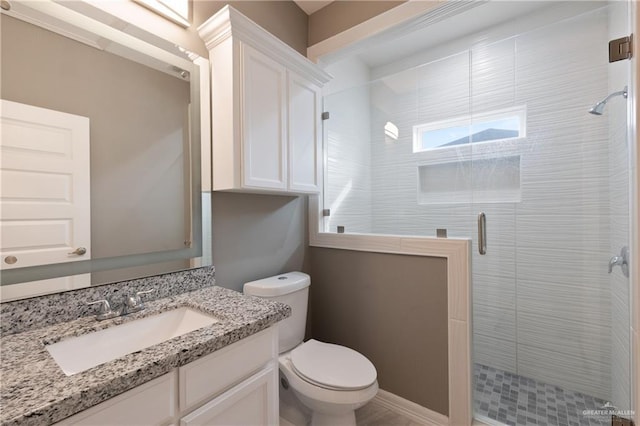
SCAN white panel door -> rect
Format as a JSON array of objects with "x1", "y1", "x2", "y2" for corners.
[
  {"x1": 288, "y1": 72, "x2": 321, "y2": 193},
  {"x1": 240, "y1": 42, "x2": 287, "y2": 190},
  {"x1": 0, "y1": 100, "x2": 91, "y2": 273}
]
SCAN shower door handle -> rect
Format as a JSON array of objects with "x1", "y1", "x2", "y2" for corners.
[{"x1": 478, "y1": 212, "x2": 487, "y2": 255}]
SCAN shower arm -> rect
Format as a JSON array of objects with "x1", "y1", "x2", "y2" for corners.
[{"x1": 601, "y1": 88, "x2": 628, "y2": 104}]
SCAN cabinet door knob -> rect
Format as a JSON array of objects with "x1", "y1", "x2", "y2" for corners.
[
  {"x1": 68, "y1": 247, "x2": 87, "y2": 256},
  {"x1": 4, "y1": 255, "x2": 17, "y2": 265}
]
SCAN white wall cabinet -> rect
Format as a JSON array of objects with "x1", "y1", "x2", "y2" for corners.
[
  {"x1": 288, "y1": 72, "x2": 322, "y2": 193},
  {"x1": 55, "y1": 327, "x2": 278, "y2": 426},
  {"x1": 198, "y1": 6, "x2": 330, "y2": 195},
  {"x1": 241, "y1": 44, "x2": 288, "y2": 191}
]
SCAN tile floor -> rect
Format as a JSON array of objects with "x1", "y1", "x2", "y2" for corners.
[
  {"x1": 474, "y1": 364, "x2": 612, "y2": 426},
  {"x1": 294, "y1": 364, "x2": 615, "y2": 426},
  {"x1": 356, "y1": 402, "x2": 424, "y2": 426},
  {"x1": 279, "y1": 399, "x2": 421, "y2": 426}
]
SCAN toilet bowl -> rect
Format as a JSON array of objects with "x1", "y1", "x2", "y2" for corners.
[
  {"x1": 243, "y1": 272, "x2": 378, "y2": 426},
  {"x1": 279, "y1": 340, "x2": 378, "y2": 426}
]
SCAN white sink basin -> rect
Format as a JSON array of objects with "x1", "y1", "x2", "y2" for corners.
[{"x1": 46, "y1": 307, "x2": 218, "y2": 376}]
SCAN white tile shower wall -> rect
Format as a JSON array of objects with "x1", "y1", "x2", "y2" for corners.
[
  {"x1": 369, "y1": 51, "x2": 474, "y2": 235},
  {"x1": 365, "y1": 8, "x2": 612, "y2": 399},
  {"x1": 608, "y1": 0, "x2": 632, "y2": 412},
  {"x1": 323, "y1": 57, "x2": 373, "y2": 234}
]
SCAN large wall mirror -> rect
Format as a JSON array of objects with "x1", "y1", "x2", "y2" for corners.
[{"x1": 0, "y1": 0, "x2": 211, "y2": 301}]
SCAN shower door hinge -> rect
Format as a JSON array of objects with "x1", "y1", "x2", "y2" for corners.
[
  {"x1": 321, "y1": 112, "x2": 330, "y2": 120},
  {"x1": 609, "y1": 35, "x2": 633, "y2": 62}
]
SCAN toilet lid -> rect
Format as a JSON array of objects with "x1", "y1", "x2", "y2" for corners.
[{"x1": 290, "y1": 339, "x2": 377, "y2": 390}]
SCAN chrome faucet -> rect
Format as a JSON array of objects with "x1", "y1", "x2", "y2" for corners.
[
  {"x1": 122, "y1": 289, "x2": 155, "y2": 315},
  {"x1": 87, "y1": 299, "x2": 121, "y2": 321}
]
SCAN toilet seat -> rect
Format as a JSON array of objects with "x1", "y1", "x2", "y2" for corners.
[{"x1": 290, "y1": 339, "x2": 377, "y2": 391}]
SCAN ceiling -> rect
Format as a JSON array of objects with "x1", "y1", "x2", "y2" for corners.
[{"x1": 293, "y1": 0, "x2": 334, "y2": 15}]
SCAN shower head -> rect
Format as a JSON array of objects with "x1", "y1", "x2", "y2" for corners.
[
  {"x1": 589, "y1": 86, "x2": 628, "y2": 115},
  {"x1": 589, "y1": 102, "x2": 606, "y2": 116}
]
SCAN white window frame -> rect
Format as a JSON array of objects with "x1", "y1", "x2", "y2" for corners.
[{"x1": 412, "y1": 105, "x2": 527, "y2": 153}]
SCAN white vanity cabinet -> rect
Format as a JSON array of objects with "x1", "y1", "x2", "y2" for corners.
[
  {"x1": 55, "y1": 327, "x2": 279, "y2": 426},
  {"x1": 180, "y1": 367, "x2": 275, "y2": 426},
  {"x1": 198, "y1": 6, "x2": 330, "y2": 195}
]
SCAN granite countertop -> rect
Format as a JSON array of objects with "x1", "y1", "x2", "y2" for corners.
[{"x1": 0, "y1": 286, "x2": 290, "y2": 426}]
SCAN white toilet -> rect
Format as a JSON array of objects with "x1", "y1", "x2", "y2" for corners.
[{"x1": 243, "y1": 272, "x2": 378, "y2": 426}]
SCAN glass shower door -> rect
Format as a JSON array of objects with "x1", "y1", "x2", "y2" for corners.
[{"x1": 471, "y1": 4, "x2": 632, "y2": 425}]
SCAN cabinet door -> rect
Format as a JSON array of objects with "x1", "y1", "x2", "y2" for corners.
[
  {"x1": 240, "y1": 43, "x2": 287, "y2": 190},
  {"x1": 55, "y1": 372, "x2": 177, "y2": 425},
  {"x1": 288, "y1": 72, "x2": 322, "y2": 193},
  {"x1": 178, "y1": 327, "x2": 276, "y2": 412},
  {"x1": 180, "y1": 366, "x2": 278, "y2": 426}
]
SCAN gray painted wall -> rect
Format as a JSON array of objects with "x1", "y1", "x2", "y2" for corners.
[
  {"x1": 211, "y1": 193, "x2": 309, "y2": 292},
  {"x1": 309, "y1": 247, "x2": 449, "y2": 415},
  {"x1": 194, "y1": 1, "x2": 308, "y2": 56}
]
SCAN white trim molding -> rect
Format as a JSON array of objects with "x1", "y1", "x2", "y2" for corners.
[
  {"x1": 308, "y1": 197, "x2": 472, "y2": 426},
  {"x1": 199, "y1": 5, "x2": 331, "y2": 87}
]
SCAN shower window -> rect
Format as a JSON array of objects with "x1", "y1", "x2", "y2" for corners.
[{"x1": 412, "y1": 106, "x2": 526, "y2": 152}]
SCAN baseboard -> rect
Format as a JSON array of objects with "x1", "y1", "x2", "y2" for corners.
[{"x1": 373, "y1": 389, "x2": 449, "y2": 426}]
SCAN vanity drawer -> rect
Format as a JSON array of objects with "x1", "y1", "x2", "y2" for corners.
[
  {"x1": 55, "y1": 372, "x2": 176, "y2": 425},
  {"x1": 178, "y1": 326, "x2": 277, "y2": 412}
]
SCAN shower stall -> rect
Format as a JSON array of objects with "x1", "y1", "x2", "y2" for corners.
[{"x1": 318, "y1": 1, "x2": 634, "y2": 425}]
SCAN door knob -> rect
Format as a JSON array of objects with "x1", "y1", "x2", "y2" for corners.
[{"x1": 68, "y1": 247, "x2": 87, "y2": 256}]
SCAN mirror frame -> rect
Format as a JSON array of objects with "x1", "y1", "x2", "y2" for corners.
[{"x1": 0, "y1": 0, "x2": 211, "y2": 288}]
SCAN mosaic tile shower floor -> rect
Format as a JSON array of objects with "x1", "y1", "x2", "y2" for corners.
[{"x1": 474, "y1": 364, "x2": 612, "y2": 426}]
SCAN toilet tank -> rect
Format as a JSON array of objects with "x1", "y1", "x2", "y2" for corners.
[{"x1": 243, "y1": 272, "x2": 310, "y2": 354}]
